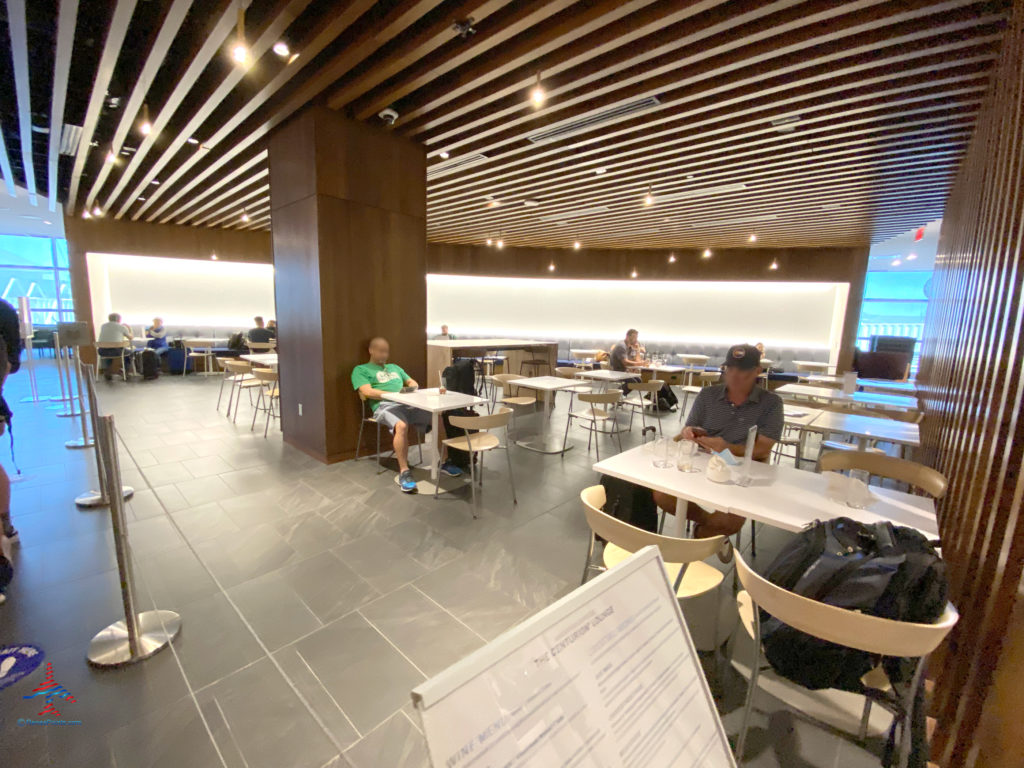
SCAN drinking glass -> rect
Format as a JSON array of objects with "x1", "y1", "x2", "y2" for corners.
[
  {"x1": 652, "y1": 437, "x2": 674, "y2": 468},
  {"x1": 676, "y1": 440, "x2": 698, "y2": 472}
]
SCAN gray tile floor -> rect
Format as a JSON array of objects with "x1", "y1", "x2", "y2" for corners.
[{"x1": 0, "y1": 360, "x2": 889, "y2": 767}]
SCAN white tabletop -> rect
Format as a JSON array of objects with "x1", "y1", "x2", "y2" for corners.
[
  {"x1": 381, "y1": 388, "x2": 487, "y2": 413},
  {"x1": 574, "y1": 369, "x2": 637, "y2": 381},
  {"x1": 793, "y1": 360, "x2": 831, "y2": 371},
  {"x1": 593, "y1": 447, "x2": 937, "y2": 538},
  {"x1": 570, "y1": 348, "x2": 603, "y2": 356},
  {"x1": 426, "y1": 338, "x2": 557, "y2": 349},
  {"x1": 677, "y1": 354, "x2": 710, "y2": 364},
  {"x1": 776, "y1": 384, "x2": 918, "y2": 412},
  {"x1": 857, "y1": 378, "x2": 919, "y2": 395},
  {"x1": 801, "y1": 374, "x2": 846, "y2": 387},
  {"x1": 182, "y1": 337, "x2": 225, "y2": 345},
  {"x1": 783, "y1": 405, "x2": 824, "y2": 427},
  {"x1": 507, "y1": 375, "x2": 582, "y2": 392},
  {"x1": 801, "y1": 410, "x2": 920, "y2": 446},
  {"x1": 241, "y1": 353, "x2": 278, "y2": 367},
  {"x1": 639, "y1": 364, "x2": 687, "y2": 373}
]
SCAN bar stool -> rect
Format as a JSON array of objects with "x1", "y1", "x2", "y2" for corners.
[{"x1": 519, "y1": 346, "x2": 552, "y2": 377}]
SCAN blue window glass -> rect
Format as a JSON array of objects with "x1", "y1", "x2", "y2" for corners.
[
  {"x1": 862, "y1": 271, "x2": 932, "y2": 300},
  {"x1": 54, "y1": 239, "x2": 69, "y2": 268},
  {"x1": 857, "y1": 269, "x2": 934, "y2": 372},
  {"x1": 0, "y1": 235, "x2": 54, "y2": 268}
]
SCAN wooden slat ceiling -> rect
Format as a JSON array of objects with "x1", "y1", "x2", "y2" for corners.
[{"x1": 0, "y1": 0, "x2": 1012, "y2": 247}]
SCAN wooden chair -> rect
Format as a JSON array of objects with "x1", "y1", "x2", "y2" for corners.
[
  {"x1": 438, "y1": 408, "x2": 516, "y2": 510},
  {"x1": 625, "y1": 380, "x2": 665, "y2": 435},
  {"x1": 819, "y1": 451, "x2": 947, "y2": 498},
  {"x1": 225, "y1": 359, "x2": 262, "y2": 423},
  {"x1": 490, "y1": 373, "x2": 537, "y2": 431},
  {"x1": 518, "y1": 346, "x2": 551, "y2": 377},
  {"x1": 245, "y1": 340, "x2": 276, "y2": 353},
  {"x1": 563, "y1": 391, "x2": 623, "y2": 459},
  {"x1": 249, "y1": 368, "x2": 279, "y2": 437},
  {"x1": 216, "y1": 357, "x2": 252, "y2": 413},
  {"x1": 355, "y1": 392, "x2": 422, "y2": 473},
  {"x1": 732, "y1": 550, "x2": 958, "y2": 767},
  {"x1": 554, "y1": 366, "x2": 592, "y2": 395},
  {"x1": 183, "y1": 339, "x2": 216, "y2": 377}
]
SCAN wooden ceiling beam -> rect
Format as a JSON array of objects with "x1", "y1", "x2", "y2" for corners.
[
  {"x1": 176, "y1": 169, "x2": 269, "y2": 225},
  {"x1": 0, "y1": 130, "x2": 14, "y2": 198},
  {"x1": 65, "y1": 0, "x2": 139, "y2": 212},
  {"x1": 348, "y1": 0, "x2": 591, "y2": 121},
  {"x1": 161, "y1": 149, "x2": 268, "y2": 224},
  {"x1": 194, "y1": 182, "x2": 269, "y2": 226},
  {"x1": 6, "y1": 0, "x2": 38, "y2": 203},
  {"x1": 46, "y1": 0, "x2": 79, "y2": 211},
  {"x1": 122, "y1": 0, "x2": 316, "y2": 220},
  {"x1": 83, "y1": 0, "x2": 194, "y2": 210}
]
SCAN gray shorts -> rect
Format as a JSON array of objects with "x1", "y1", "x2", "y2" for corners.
[{"x1": 374, "y1": 402, "x2": 433, "y2": 434}]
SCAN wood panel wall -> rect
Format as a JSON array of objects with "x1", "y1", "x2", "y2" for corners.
[
  {"x1": 916, "y1": 2, "x2": 1024, "y2": 765},
  {"x1": 64, "y1": 215, "x2": 272, "y2": 364},
  {"x1": 427, "y1": 241, "x2": 869, "y2": 370}
]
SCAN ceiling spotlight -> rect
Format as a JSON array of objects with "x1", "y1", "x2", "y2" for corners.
[
  {"x1": 496, "y1": 238, "x2": 504, "y2": 249},
  {"x1": 439, "y1": 150, "x2": 450, "y2": 159},
  {"x1": 530, "y1": 73, "x2": 546, "y2": 107},
  {"x1": 105, "y1": 151, "x2": 116, "y2": 164},
  {"x1": 769, "y1": 259, "x2": 779, "y2": 270},
  {"x1": 548, "y1": 261, "x2": 556, "y2": 272},
  {"x1": 486, "y1": 199, "x2": 500, "y2": 208},
  {"x1": 186, "y1": 137, "x2": 199, "y2": 145},
  {"x1": 630, "y1": 268, "x2": 638, "y2": 279},
  {"x1": 668, "y1": 253, "x2": 676, "y2": 263},
  {"x1": 82, "y1": 210, "x2": 91, "y2": 219},
  {"x1": 453, "y1": 18, "x2": 477, "y2": 38},
  {"x1": 139, "y1": 103, "x2": 152, "y2": 136},
  {"x1": 748, "y1": 233, "x2": 757, "y2": 242},
  {"x1": 288, "y1": 52, "x2": 299, "y2": 64},
  {"x1": 523, "y1": 199, "x2": 539, "y2": 207},
  {"x1": 594, "y1": 167, "x2": 606, "y2": 175},
  {"x1": 573, "y1": 240, "x2": 581, "y2": 250},
  {"x1": 211, "y1": 253, "x2": 219, "y2": 261},
  {"x1": 232, "y1": 2, "x2": 248, "y2": 64},
  {"x1": 892, "y1": 259, "x2": 902, "y2": 267},
  {"x1": 151, "y1": 179, "x2": 160, "y2": 185},
  {"x1": 92, "y1": 205, "x2": 102, "y2": 216},
  {"x1": 643, "y1": 185, "x2": 654, "y2": 206},
  {"x1": 273, "y1": 41, "x2": 290, "y2": 57},
  {"x1": 43, "y1": 220, "x2": 51, "y2": 225},
  {"x1": 241, "y1": 210, "x2": 250, "y2": 223},
  {"x1": 702, "y1": 249, "x2": 712, "y2": 259},
  {"x1": 907, "y1": 253, "x2": 918, "y2": 261}
]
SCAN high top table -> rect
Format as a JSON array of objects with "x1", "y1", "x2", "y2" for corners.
[
  {"x1": 594, "y1": 446, "x2": 937, "y2": 539},
  {"x1": 381, "y1": 388, "x2": 487, "y2": 483},
  {"x1": 776, "y1": 383, "x2": 919, "y2": 412},
  {"x1": 426, "y1": 339, "x2": 558, "y2": 387},
  {"x1": 503, "y1": 375, "x2": 581, "y2": 453}
]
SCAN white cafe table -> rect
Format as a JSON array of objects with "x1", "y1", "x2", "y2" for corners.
[
  {"x1": 504, "y1": 376, "x2": 581, "y2": 453},
  {"x1": 783, "y1": 404, "x2": 824, "y2": 428},
  {"x1": 801, "y1": 410, "x2": 920, "y2": 451},
  {"x1": 776, "y1": 383, "x2": 919, "y2": 412},
  {"x1": 857, "y1": 378, "x2": 919, "y2": 395},
  {"x1": 380, "y1": 388, "x2": 487, "y2": 482},
  {"x1": 793, "y1": 360, "x2": 832, "y2": 373},
  {"x1": 593, "y1": 446, "x2": 938, "y2": 540},
  {"x1": 677, "y1": 354, "x2": 710, "y2": 367},
  {"x1": 240, "y1": 353, "x2": 278, "y2": 369},
  {"x1": 573, "y1": 369, "x2": 636, "y2": 391},
  {"x1": 800, "y1": 373, "x2": 846, "y2": 388}
]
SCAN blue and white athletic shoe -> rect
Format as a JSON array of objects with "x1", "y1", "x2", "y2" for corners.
[
  {"x1": 399, "y1": 470, "x2": 418, "y2": 493},
  {"x1": 440, "y1": 462, "x2": 464, "y2": 477}
]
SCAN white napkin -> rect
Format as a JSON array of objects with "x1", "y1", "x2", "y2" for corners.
[{"x1": 706, "y1": 455, "x2": 733, "y2": 483}]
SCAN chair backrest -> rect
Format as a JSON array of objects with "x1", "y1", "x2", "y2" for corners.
[
  {"x1": 449, "y1": 407, "x2": 511, "y2": 431},
  {"x1": 492, "y1": 372, "x2": 527, "y2": 395},
  {"x1": 251, "y1": 368, "x2": 277, "y2": 384},
  {"x1": 580, "y1": 486, "x2": 725, "y2": 564},
  {"x1": 579, "y1": 391, "x2": 621, "y2": 406},
  {"x1": 734, "y1": 550, "x2": 958, "y2": 658},
  {"x1": 819, "y1": 450, "x2": 947, "y2": 498},
  {"x1": 221, "y1": 359, "x2": 251, "y2": 374},
  {"x1": 629, "y1": 380, "x2": 664, "y2": 393},
  {"x1": 96, "y1": 341, "x2": 129, "y2": 350},
  {"x1": 555, "y1": 366, "x2": 579, "y2": 379},
  {"x1": 247, "y1": 341, "x2": 276, "y2": 352}
]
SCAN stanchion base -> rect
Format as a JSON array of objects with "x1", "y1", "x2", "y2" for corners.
[
  {"x1": 75, "y1": 486, "x2": 134, "y2": 507},
  {"x1": 65, "y1": 438, "x2": 95, "y2": 449},
  {"x1": 87, "y1": 610, "x2": 182, "y2": 667}
]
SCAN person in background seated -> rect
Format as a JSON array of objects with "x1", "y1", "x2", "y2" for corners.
[
  {"x1": 145, "y1": 317, "x2": 168, "y2": 350},
  {"x1": 247, "y1": 316, "x2": 274, "y2": 344},
  {"x1": 352, "y1": 337, "x2": 463, "y2": 493},
  {"x1": 97, "y1": 312, "x2": 133, "y2": 381},
  {"x1": 434, "y1": 324, "x2": 454, "y2": 340},
  {"x1": 266, "y1": 320, "x2": 277, "y2": 338},
  {"x1": 653, "y1": 344, "x2": 783, "y2": 552},
  {"x1": 610, "y1": 329, "x2": 647, "y2": 372}
]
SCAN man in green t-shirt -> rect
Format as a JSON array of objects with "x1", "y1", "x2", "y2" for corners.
[{"x1": 352, "y1": 337, "x2": 463, "y2": 493}]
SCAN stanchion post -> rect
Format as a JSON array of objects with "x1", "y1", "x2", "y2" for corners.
[
  {"x1": 46, "y1": 331, "x2": 70, "y2": 411},
  {"x1": 75, "y1": 364, "x2": 132, "y2": 507},
  {"x1": 56, "y1": 341, "x2": 82, "y2": 418},
  {"x1": 66, "y1": 348, "x2": 94, "y2": 449},
  {"x1": 86, "y1": 415, "x2": 180, "y2": 667}
]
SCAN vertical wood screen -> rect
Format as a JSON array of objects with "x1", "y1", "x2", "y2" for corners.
[{"x1": 917, "y1": 1, "x2": 1024, "y2": 765}]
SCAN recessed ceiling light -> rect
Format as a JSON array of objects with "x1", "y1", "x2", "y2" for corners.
[
  {"x1": 594, "y1": 167, "x2": 606, "y2": 175},
  {"x1": 891, "y1": 259, "x2": 901, "y2": 267},
  {"x1": 43, "y1": 220, "x2": 51, "y2": 225},
  {"x1": 151, "y1": 179, "x2": 160, "y2": 185},
  {"x1": 273, "y1": 41, "x2": 290, "y2": 57},
  {"x1": 668, "y1": 253, "x2": 676, "y2": 263},
  {"x1": 241, "y1": 210, "x2": 250, "y2": 223},
  {"x1": 643, "y1": 185, "x2": 654, "y2": 206},
  {"x1": 486, "y1": 200, "x2": 500, "y2": 208},
  {"x1": 523, "y1": 199, "x2": 539, "y2": 207},
  {"x1": 105, "y1": 151, "x2": 116, "y2": 163},
  {"x1": 137, "y1": 197, "x2": 146, "y2": 202},
  {"x1": 748, "y1": 233, "x2": 757, "y2": 242},
  {"x1": 186, "y1": 137, "x2": 199, "y2": 145},
  {"x1": 439, "y1": 150, "x2": 450, "y2": 159},
  {"x1": 907, "y1": 253, "x2": 917, "y2": 261},
  {"x1": 702, "y1": 249, "x2": 712, "y2": 259},
  {"x1": 288, "y1": 52, "x2": 299, "y2": 64},
  {"x1": 530, "y1": 73, "x2": 545, "y2": 107},
  {"x1": 769, "y1": 259, "x2": 779, "y2": 270},
  {"x1": 573, "y1": 240, "x2": 581, "y2": 250}
]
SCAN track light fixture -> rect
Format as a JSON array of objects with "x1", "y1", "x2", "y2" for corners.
[
  {"x1": 643, "y1": 185, "x2": 654, "y2": 206},
  {"x1": 548, "y1": 261, "x2": 556, "y2": 272},
  {"x1": 92, "y1": 205, "x2": 102, "y2": 217},
  {"x1": 211, "y1": 253, "x2": 219, "y2": 261},
  {"x1": 668, "y1": 252, "x2": 676, "y2": 263},
  {"x1": 139, "y1": 103, "x2": 152, "y2": 136},
  {"x1": 82, "y1": 210, "x2": 91, "y2": 219},
  {"x1": 749, "y1": 233, "x2": 757, "y2": 242},
  {"x1": 769, "y1": 259, "x2": 778, "y2": 270},
  {"x1": 273, "y1": 41, "x2": 290, "y2": 58},
  {"x1": 241, "y1": 209, "x2": 250, "y2": 223},
  {"x1": 232, "y1": 2, "x2": 249, "y2": 64},
  {"x1": 530, "y1": 72, "x2": 546, "y2": 107},
  {"x1": 573, "y1": 240, "x2": 581, "y2": 250},
  {"x1": 439, "y1": 150, "x2": 450, "y2": 159},
  {"x1": 702, "y1": 249, "x2": 712, "y2": 259},
  {"x1": 486, "y1": 236, "x2": 492, "y2": 246},
  {"x1": 630, "y1": 268, "x2": 638, "y2": 279},
  {"x1": 496, "y1": 232, "x2": 504, "y2": 249}
]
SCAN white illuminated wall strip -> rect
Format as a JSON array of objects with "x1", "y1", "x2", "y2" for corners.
[{"x1": 427, "y1": 274, "x2": 849, "y2": 364}]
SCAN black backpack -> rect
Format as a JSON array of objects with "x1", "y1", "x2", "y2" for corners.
[
  {"x1": 442, "y1": 359, "x2": 478, "y2": 396},
  {"x1": 760, "y1": 517, "x2": 948, "y2": 693},
  {"x1": 599, "y1": 475, "x2": 659, "y2": 533},
  {"x1": 228, "y1": 332, "x2": 245, "y2": 351},
  {"x1": 141, "y1": 348, "x2": 160, "y2": 380}
]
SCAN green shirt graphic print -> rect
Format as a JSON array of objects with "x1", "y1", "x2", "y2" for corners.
[{"x1": 351, "y1": 363, "x2": 409, "y2": 412}]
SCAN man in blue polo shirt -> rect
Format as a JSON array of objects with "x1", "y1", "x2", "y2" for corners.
[
  {"x1": 352, "y1": 337, "x2": 463, "y2": 493},
  {"x1": 653, "y1": 343, "x2": 783, "y2": 543}
]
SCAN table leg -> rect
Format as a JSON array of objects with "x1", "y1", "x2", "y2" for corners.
[
  {"x1": 516, "y1": 389, "x2": 572, "y2": 454},
  {"x1": 429, "y1": 412, "x2": 440, "y2": 481},
  {"x1": 673, "y1": 497, "x2": 687, "y2": 538},
  {"x1": 857, "y1": 435, "x2": 868, "y2": 451}
]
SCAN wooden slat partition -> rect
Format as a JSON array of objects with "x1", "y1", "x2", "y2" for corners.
[{"x1": 917, "y1": 1, "x2": 1024, "y2": 765}]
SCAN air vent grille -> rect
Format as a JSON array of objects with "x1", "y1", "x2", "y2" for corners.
[
  {"x1": 654, "y1": 183, "x2": 748, "y2": 203},
  {"x1": 427, "y1": 153, "x2": 488, "y2": 178},
  {"x1": 527, "y1": 97, "x2": 661, "y2": 144},
  {"x1": 59, "y1": 124, "x2": 82, "y2": 156}
]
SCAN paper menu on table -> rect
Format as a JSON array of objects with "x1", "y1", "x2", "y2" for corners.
[{"x1": 412, "y1": 547, "x2": 735, "y2": 768}]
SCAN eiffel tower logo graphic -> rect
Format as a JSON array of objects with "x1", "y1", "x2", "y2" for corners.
[{"x1": 23, "y1": 662, "x2": 77, "y2": 717}]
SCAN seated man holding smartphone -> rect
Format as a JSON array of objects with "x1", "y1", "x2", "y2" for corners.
[
  {"x1": 352, "y1": 336, "x2": 462, "y2": 494},
  {"x1": 653, "y1": 344, "x2": 784, "y2": 546}
]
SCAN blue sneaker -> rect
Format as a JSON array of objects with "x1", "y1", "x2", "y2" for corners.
[
  {"x1": 398, "y1": 470, "x2": 418, "y2": 493},
  {"x1": 440, "y1": 462, "x2": 464, "y2": 478}
]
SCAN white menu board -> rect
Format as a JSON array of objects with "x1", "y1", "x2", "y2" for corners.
[{"x1": 411, "y1": 547, "x2": 735, "y2": 768}]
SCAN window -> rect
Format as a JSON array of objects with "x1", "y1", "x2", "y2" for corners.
[
  {"x1": 0, "y1": 235, "x2": 75, "y2": 327},
  {"x1": 857, "y1": 270, "x2": 933, "y2": 373}
]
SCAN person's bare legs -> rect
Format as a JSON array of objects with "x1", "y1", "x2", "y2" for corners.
[
  {"x1": 393, "y1": 420, "x2": 411, "y2": 472},
  {"x1": 652, "y1": 491, "x2": 744, "y2": 538},
  {"x1": 0, "y1": 463, "x2": 13, "y2": 538}
]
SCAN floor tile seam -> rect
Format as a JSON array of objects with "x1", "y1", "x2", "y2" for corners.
[
  {"x1": 409, "y1": 584, "x2": 490, "y2": 644},
  {"x1": 293, "y1": 647, "x2": 363, "y2": 741},
  {"x1": 112, "y1": 427, "x2": 350, "y2": 755},
  {"x1": 356, "y1": 607, "x2": 430, "y2": 681},
  {"x1": 212, "y1": 696, "x2": 254, "y2": 768}
]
